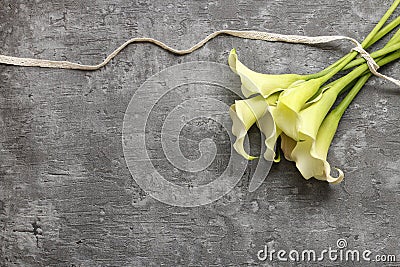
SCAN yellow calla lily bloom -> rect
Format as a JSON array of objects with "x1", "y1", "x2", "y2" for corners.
[
  {"x1": 290, "y1": 109, "x2": 344, "y2": 184},
  {"x1": 274, "y1": 77, "x2": 326, "y2": 141},
  {"x1": 295, "y1": 49, "x2": 400, "y2": 183},
  {"x1": 229, "y1": 95, "x2": 278, "y2": 161},
  {"x1": 286, "y1": 87, "x2": 344, "y2": 183},
  {"x1": 228, "y1": 49, "x2": 306, "y2": 98},
  {"x1": 226, "y1": 0, "x2": 400, "y2": 186}
]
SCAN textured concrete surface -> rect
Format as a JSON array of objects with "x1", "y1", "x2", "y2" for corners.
[{"x1": 1, "y1": 0, "x2": 400, "y2": 266}]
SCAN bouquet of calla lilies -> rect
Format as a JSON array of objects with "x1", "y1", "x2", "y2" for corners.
[{"x1": 229, "y1": 0, "x2": 400, "y2": 184}]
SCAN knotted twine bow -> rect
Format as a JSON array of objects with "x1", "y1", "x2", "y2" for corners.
[{"x1": 0, "y1": 30, "x2": 399, "y2": 86}]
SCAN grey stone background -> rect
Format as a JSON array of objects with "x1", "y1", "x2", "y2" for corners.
[{"x1": 0, "y1": 0, "x2": 399, "y2": 266}]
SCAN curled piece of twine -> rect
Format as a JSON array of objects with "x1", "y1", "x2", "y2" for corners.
[{"x1": 0, "y1": 29, "x2": 399, "y2": 86}]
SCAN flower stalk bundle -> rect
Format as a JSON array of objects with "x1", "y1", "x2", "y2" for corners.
[{"x1": 229, "y1": 0, "x2": 400, "y2": 184}]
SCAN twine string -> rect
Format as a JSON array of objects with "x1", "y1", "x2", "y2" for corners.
[{"x1": 0, "y1": 29, "x2": 399, "y2": 86}]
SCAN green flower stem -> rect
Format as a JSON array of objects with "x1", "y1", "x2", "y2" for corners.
[
  {"x1": 366, "y1": 16, "x2": 400, "y2": 48},
  {"x1": 331, "y1": 49, "x2": 400, "y2": 120},
  {"x1": 313, "y1": 50, "x2": 400, "y2": 167},
  {"x1": 388, "y1": 28, "x2": 400, "y2": 44},
  {"x1": 344, "y1": 28, "x2": 400, "y2": 69},
  {"x1": 303, "y1": 58, "x2": 346, "y2": 80},
  {"x1": 304, "y1": 0, "x2": 400, "y2": 80},
  {"x1": 303, "y1": 23, "x2": 400, "y2": 80},
  {"x1": 316, "y1": 29, "x2": 400, "y2": 93},
  {"x1": 332, "y1": 22, "x2": 400, "y2": 71},
  {"x1": 360, "y1": 1, "x2": 400, "y2": 47},
  {"x1": 329, "y1": 42, "x2": 400, "y2": 98},
  {"x1": 343, "y1": 40, "x2": 400, "y2": 70},
  {"x1": 334, "y1": 74, "x2": 371, "y2": 118},
  {"x1": 313, "y1": 7, "x2": 397, "y2": 83},
  {"x1": 330, "y1": 62, "x2": 375, "y2": 95}
]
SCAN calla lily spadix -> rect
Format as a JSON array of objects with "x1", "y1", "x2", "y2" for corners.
[{"x1": 280, "y1": 132, "x2": 296, "y2": 162}]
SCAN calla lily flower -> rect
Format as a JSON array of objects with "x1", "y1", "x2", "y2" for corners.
[
  {"x1": 274, "y1": 77, "x2": 326, "y2": 141},
  {"x1": 297, "y1": 88, "x2": 339, "y2": 140},
  {"x1": 290, "y1": 109, "x2": 344, "y2": 184},
  {"x1": 260, "y1": 94, "x2": 282, "y2": 161},
  {"x1": 228, "y1": 53, "x2": 352, "y2": 184},
  {"x1": 229, "y1": 95, "x2": 278, "y2": 161},
  {"x1": 228, "y1": 49, "x2": 306, "y2": 98},
  {"x1": 283, "y1": 88, "x2": 344, "y2": 183},
  {"x1": 292, "y1": 46, "x2": 400, "y2": 183},
  {"x1": 285, "y1": 47, "x2": 400, "y2": 183},
  {"x1": 226, "y1": 0, "x2": 400, "y2": 186}
]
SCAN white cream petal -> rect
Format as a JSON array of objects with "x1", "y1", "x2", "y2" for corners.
[
  {"x1": 274, "y1": 78, "x2": 324, "y2": 141},
  {"x1": 229, "y1": 96, "x2": 270, "y2": 160},
  {"x1": 228, "y1": 49, "x2": 303, "y2": 98},
  {"x1": 256, "y1": 106, "x2": 279, "y2": 161},
  {"x1": 291, "y1": 134, "x2": 344, "y2": 184}
]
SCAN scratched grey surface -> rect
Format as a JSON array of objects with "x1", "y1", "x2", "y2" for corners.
[{"x1": 1, "y1": 0, "x2": 400, "y2": 266}]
